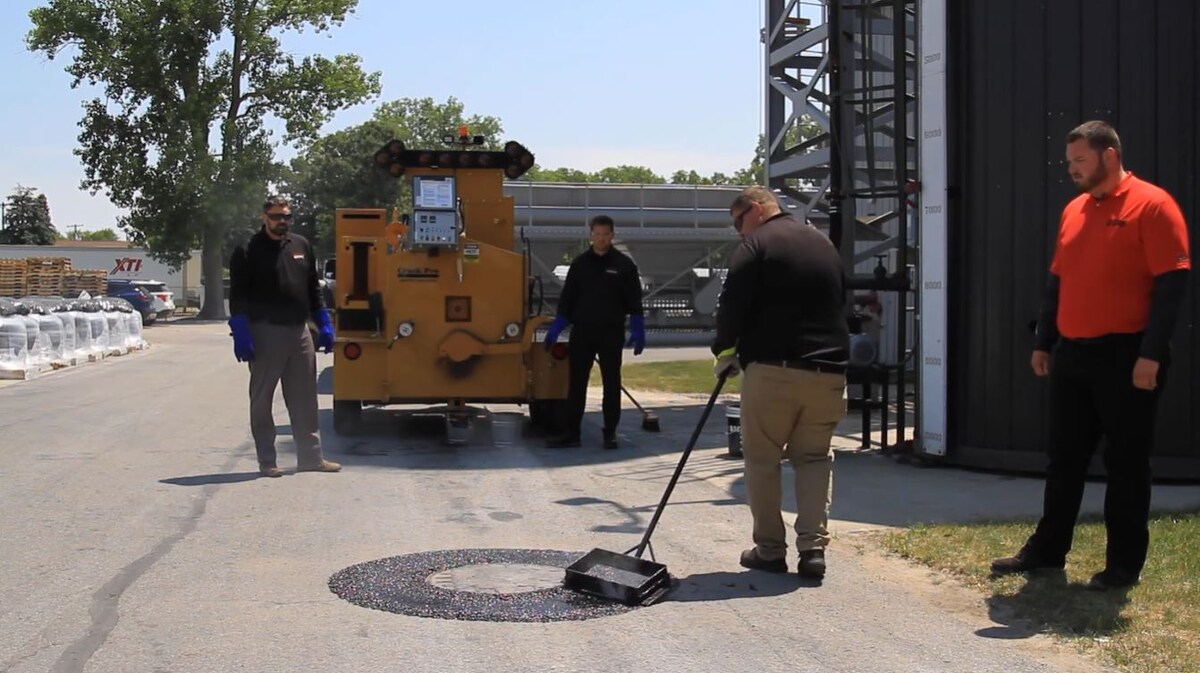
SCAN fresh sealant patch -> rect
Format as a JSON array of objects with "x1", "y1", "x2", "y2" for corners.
[{"x1": 328, "y1": 548, "x2": 638, "y2": 622}]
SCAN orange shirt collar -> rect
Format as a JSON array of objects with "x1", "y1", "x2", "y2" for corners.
[{"x1": 1099, "y1": 171, "x2": 1136, "y2": 199}]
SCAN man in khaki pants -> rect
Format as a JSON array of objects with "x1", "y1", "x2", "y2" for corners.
[{"x1": 712, "y1": 185, "x2": 849, "y2": 579}]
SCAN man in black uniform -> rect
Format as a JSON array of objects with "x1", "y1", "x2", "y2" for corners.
[
  {"x1": 544, "y1": 215, "x2": 646, "y2": 449},
  {"x1": 228, "y1": 195, "x2": 341, "y2": 478},
  {"x1": 712, "y1": 186, "x2": 849, "y2": 579},
  {"x1": 991, "y1": 121, "x2": 1191, "y2": 590}
]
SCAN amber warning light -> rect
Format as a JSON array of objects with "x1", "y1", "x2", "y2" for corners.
[{"x1": 375, "y1": 138, "x2": 533, "y2": 178}]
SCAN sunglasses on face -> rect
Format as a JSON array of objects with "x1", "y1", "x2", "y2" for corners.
[
  {"x1": 266, "y1": 213, "x2": 292, "y2": 221},
  {"x1": 731, "y1": 206, "x2": 751, "y2": 232}
]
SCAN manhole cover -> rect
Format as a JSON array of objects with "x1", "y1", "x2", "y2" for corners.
[
  {"x1": 427, "y1": 563, "x2": 564, "y2": 594},
  {"x1": 328, "y1": 548, "x2": 640, "y2": 622}
]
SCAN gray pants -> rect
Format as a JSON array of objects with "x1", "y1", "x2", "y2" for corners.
[{"x1": 248, "y1": 321, "x2": 323, "y2": 467}]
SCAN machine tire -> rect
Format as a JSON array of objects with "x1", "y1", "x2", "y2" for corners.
[{"x1": 333, "y1": 400, "x2": 363, "y2": 435}]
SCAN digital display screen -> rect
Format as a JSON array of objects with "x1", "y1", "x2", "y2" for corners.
[{"x1": 413, "y1": 176, "x2": 456, "y2": 210}]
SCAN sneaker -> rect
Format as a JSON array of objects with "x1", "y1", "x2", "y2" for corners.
[
  {"x1": 797, "y1": 549, "x2": 826, "y2": 578},
  {"x1": 739, "y1": 548, "x2": 788, "y2": 573},
  {"x1": 259, "y1": 465, "x2": 283, "y2": 478},
  {"x1": 1086, "y1": 568, "x2": 1139, "y2": 591},
  {"x1": 990, "y1": 547, "x2": 1064, "y2": 575},
  {"x1": 297, "y1": 459, "x2": 342, "y2": 473}
]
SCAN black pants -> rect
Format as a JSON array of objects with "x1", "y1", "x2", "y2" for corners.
[
  {"x1": 564, "y1": 323, "x2": 625, "y2": 439},
  {"x1": 1028, "y1": 333, "x2": 1166, "y2": 576}
]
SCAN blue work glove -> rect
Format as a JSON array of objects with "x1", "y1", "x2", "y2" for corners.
[
  {"x1": 312, "y1": 308, "x2": 335, "y2": 353},
  {"x1": 228, "y1": 314, "x2": 255, "y2": 362},
  {"x1": 627, "y1": 314, "x2": 646, "y2": 355},
  {"x1": 544, "y1": 316, "x2": 569, "y2": 350}
]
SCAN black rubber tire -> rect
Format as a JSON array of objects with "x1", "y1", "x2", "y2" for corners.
[
  {"x1": 333, "y1": 400, "x2": 362, "y2": 435},
  {"x1": 528, "y1": 399, "x2": 564, "y2": 435}
]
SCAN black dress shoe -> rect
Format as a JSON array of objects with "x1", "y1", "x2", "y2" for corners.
[
  {"x1": 602, "y1": 433, "x2": 618, "y2": 450},
  {"x1": 546, "y1": 435, "x2": 581, "y2": 449},
  {"x1": 990, "y1": 547, "x2": 1065, "y2": 575},
  {"x1": 739, "y1": 548, "x2": 788, "y2": 573},
  {"x1": 798, "y1": 549, "x2": 826, "y2": 578},
  {"x1": 1086, "y1": 568, "x2": 1140, "y2": 591}
]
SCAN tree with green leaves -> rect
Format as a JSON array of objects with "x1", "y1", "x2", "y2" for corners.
[
  {"x1": 0, "y1": 186, "x2": 59, "y2": 245},
  {"x1": 66, "y1": 227, "x2": 121, "y2": 242},
  {"x1": 27, "y1": 0, "x2": 381, "y2": 318},
  {"x1": 282, "y1": 96, "x2": 504, "y2": 257}
]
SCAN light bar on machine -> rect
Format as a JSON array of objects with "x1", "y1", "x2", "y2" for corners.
[{"x1": 373, "y1": 139, "x2": 535, "y2": 179}]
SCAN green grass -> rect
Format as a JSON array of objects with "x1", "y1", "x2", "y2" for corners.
[
  {"x1": 616, "y1": 362, "x2": 1200, "y2": 671},
  {"x1": 880, "y1": 511, "x2": 1200, "y2": 673},
  {"x1": 596, "y1": 360, "x2": 740, "y2": 394}
]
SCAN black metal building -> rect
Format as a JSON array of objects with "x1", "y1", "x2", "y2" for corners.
[{"x1": 946, "y1": 0, "x2": 1200, "y2": 478}]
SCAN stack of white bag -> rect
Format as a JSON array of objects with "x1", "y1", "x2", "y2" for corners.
[
  {"x1": 0, "y1": 297, "x2": 29, "y2": 374},
  {"x1": 0, "y1": 294, "x2": 147, "y2": 376}
]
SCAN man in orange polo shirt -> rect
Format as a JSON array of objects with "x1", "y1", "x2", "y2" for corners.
[{"x1": 991, "y1": 121, "x2": 1191, "y2": 590}]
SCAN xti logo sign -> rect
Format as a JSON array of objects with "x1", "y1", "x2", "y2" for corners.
[{"x1": 112, "y1": 257, "x2": 143, "y2": 273}]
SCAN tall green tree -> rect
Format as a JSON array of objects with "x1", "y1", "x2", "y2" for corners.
[
  {"x1": 0, "y1": 186, "x2": 59, "y2": 245},
  {"x1": 27, "y1": 0, "x2": 381, "y2": 318},
  {"x1": 282, "y1": 96, "x2": 504, "y2": 256}
]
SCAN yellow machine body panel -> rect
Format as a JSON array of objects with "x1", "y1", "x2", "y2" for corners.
[{"x1": 329, "y1": 142, "x2": 569, "y2": 418}]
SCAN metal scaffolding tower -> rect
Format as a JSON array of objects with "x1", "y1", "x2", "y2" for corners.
[{"x1": 763, "y1": 0, "x2": 918, "y2": 451}]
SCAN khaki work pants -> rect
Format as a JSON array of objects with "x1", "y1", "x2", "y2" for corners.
[
  {"x1": 247, "y1": 321, "x2": 323, "y2": 468},
  {"x1": 740, "y1": 362, "x2": 847, "y2": 560}
]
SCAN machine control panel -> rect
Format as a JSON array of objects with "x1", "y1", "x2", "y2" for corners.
[
  {"x1": 409, "y1": 210, "x2": 459, "y2": 248},
  {"x1": 408, "y1": 175, "x2": 460, "y2": 251}
]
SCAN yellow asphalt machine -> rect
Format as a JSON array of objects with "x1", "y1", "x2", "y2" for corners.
[{"x1": 327, "y1": 130, "x2": 569, "y2": 436}]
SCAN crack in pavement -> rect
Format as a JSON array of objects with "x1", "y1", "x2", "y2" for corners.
[{"x1": 48, "y1": 446, "x2": 251, "y2": 673}]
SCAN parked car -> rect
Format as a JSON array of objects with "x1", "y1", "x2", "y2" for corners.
[
  {"x1": 129, "y1": 280, "x2": 176, "y2": 319},
  {"x1": 105, "y1": 280, "x2": 157, "y2": 325}
]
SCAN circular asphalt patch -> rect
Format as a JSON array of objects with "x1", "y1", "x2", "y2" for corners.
[{"x1": 328, "y1": 548, "x2": 639, "y2": 622}]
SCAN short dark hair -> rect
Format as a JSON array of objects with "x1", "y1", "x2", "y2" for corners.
[
  {"x1": 729, "y1": 185, "x2": 779, "y2": 214},
  {"x1": 1066, "y1": 121, "x2": 1121, "y2": 157},
  {"x1": 262, "y1": 195, "x2": 290, "y2": 212},
  {"x1": 590, "y1": 214, "x2": 614, "y2": 230}
]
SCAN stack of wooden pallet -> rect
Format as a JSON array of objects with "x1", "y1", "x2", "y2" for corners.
[
  {"x1": 24, "y1": 257, "x2": 71, "y2": 296},
  {"x1": 62, "y1": 269, "x2": 108, "y2": 297},
  {"x1": 0, "y1": 259, "x2": 27, "y2": 297}
]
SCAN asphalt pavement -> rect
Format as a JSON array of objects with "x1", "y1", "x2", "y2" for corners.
[{"x1": 3, "y1": 321, "x2": 1197, "y2": 672}]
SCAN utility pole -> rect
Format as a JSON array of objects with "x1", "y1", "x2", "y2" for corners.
[{"x1": 68, "y1": 224, "x2": 82, "y2": 240}]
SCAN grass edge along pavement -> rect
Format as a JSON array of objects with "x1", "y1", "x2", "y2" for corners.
[
  {"x1": 600, "y1": 359, "x2": 742, "y2": 394},
  {"x1": 618, "y1": 360, "x2": 1199, "y2": 673},
  {"x1": 878, "y1": 512, "x2": 1200, "y2": 673}
]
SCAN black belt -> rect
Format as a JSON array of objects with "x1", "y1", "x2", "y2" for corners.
[
  {"x1": 1063, "y1": 332, "x2": 1142, "y2": 346},
  {"x1": 754, "y1": 359, "x2": 846, "y2": 375}
]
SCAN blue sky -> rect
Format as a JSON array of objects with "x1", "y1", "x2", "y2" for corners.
[{"x1": 0, "y1": 1, "x2": 779, "y2": 233}]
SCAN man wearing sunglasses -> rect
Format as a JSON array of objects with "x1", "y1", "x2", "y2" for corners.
[
  {"x1": 712, "y1": 186, "x2": 849, "y2": 580},
  {"x1": 227, "y1": 195, "x2": 341, "y2": 478}
]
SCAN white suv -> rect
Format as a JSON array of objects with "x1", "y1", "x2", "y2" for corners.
[{"x1": 131, "y1": 280, "x2": 176, "y2": 319}]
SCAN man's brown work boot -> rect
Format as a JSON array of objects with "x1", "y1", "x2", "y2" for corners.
[
  {"x1": 259, "y1": 465, "x2": 284, "y2": 478},
  {"x1": 297, "y1": 459, "x2": 342, "y2": 473}
]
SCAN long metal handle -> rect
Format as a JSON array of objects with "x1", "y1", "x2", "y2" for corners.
[
  {"x1": 633, "y1": 370, "x2": 728, "y2": 557},
  {"x1": 594, "y1": 355, "x2": 648, "y2": 414}
]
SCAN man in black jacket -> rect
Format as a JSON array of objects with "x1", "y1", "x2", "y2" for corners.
[
  {"x1": 228, "y1": 195, "x2": 341, "y2": 478},
  {"x1": 544, "y1": 215, "x2": 646, "y2": 449},
  {"x1": 712, "y1": 186, "x2": 849, "y2": 579}
]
